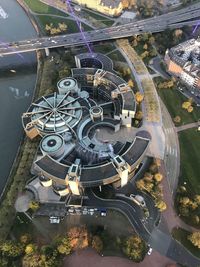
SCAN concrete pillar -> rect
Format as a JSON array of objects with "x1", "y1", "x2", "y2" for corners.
[{"x1": 45, "y1": 48, "x2": 50, "y2": 57}]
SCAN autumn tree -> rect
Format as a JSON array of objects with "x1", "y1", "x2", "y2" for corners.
[
  {"x1": 156, "y1": 200, "x2": 167, "y2": 211},
  {"x1": 188, "y1": 232, "x2": 200, "y2": 248},
  {"x1": 68, "y1": 226, "x2": 90, "y2": 250},
  {"x1": 135, "y1": 92, "x2": 144, "y2": 103},
  {"x1": 182, "y1": 101, "x2": 192, "y2": 111},
  {"x1": 123, "y1": 235, "x2": 146, "y2": 262},
  {"x1": 25, "y1": 244, "x2": 37, "y2": 255},
  {"x1": 0, "y1": 240, "x2": 24, "y2": 257},
  {"x1": 128, "y1": 79, "x2": 134, "y2": 88},
  {"x1": 173, "y1": 116, "x2": 181, "y2": 124},
  {"x1": 57, "y1": 237, "x2": 71, "y2": 255},
  {"x1": 154, "y1": 173, "x2": 163, "y2": 183},
  {"x1": 29, "y1": 201, "x2": 39, "y2": 211}
]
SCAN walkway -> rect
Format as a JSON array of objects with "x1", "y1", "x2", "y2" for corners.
[
  {"x1": 63, "y1": 248, "x2": 177, "y2": 267},
  {"x1": 176, "y1": 122, "x2": 200, "y2": 132},
  {"x1": 116, "y1": 39, "x2": 165, "y2": 160}
]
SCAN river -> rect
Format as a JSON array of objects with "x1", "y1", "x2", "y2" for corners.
[{"x1": 0, "y1": 0, "x2": 37, "y2": 195}]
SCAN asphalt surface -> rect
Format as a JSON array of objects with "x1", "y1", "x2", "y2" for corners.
[
  {"x1": 0, "y1": 3, "x2": 200, "y2": 55},
  {"x1": 160, "y1": 98, "x2": 180, "y2": 196},
  {"x1": 84, "y1": 189, "x2": 200, "y2": 267}
]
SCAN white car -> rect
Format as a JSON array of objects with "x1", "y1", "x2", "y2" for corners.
[{"x1": 147, "y1": 247, "x2": 153, "y2": 255}]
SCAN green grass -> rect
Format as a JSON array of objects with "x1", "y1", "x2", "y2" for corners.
[
  {"x1": 178, "y1": 128, "x2": 200, "y2": 194},
  {"x1": 93, "y1": 42, "x2": 115, "y2": 54},
  {"x1": 172, "y1": 227, "x2": 200, "y2": 258},
  {"x1": 36, "y1": 15, "x2": 92, "y2": 34},
  {"x1": 24, "y1": 0, "x2": 68, "y2": 16},
  {"x1": 157, "y1": 88, "x2": 200, "y2": 125},
  {"x1": 108, "y1": 50, "x2": 127, "y2": 62},
  {"x1": 82, "y1": 8, "x2": 114, "y2": 25}
]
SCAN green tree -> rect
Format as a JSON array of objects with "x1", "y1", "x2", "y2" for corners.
[{"x1": 92, "y1": 236, "x2": 103, "y2": 253}]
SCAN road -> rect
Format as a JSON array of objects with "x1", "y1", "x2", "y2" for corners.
[
  {"x1": 85, "y1": 189, "x2": 200, "y2": 267},
  {"x1": 160, "y1": 98, "x2": 180, "y2": 196},
  {"x1": 0, "y1": 3, "x2": 200, "y2": 55}
]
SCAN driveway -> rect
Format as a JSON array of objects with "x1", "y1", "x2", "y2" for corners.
[{"x1": 63, "y1": 248, "x2": 177, "y2": 267}]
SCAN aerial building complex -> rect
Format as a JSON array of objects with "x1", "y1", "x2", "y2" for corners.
[
  {"x1": 22, "y1": 53, "x2": 151, "y2": 204},
  {"x1": 165, "y1": 38, "x2": 200, "y2": 97}
]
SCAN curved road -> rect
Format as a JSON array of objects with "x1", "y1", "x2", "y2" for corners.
[{"x1": 84, "y1": 189, "x2": 200, "y2": 267}]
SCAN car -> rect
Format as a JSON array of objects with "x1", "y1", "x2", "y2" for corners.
[
  {"x1": 130, "y1": 194, "x2": 146, "y2": 207},
  {"x1": 147, "y1": 247, "x2": 153, "y2": 255}
]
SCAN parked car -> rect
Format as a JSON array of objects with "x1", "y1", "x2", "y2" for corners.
[{"x1": 147, "y1": 247, "x2": 153, "y2": 255}]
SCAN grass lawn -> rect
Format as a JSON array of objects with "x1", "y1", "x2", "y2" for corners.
[
  {"x1": 178, "y1": 128, "x2": 200, "y2": 194},
  {"x1": 82, "y1": 8, "x2": 114, "y2": 26},
  {"x1": 24, "y1": 0, "x2": 68, "y2": 16},
  {"x1": 36, "y1": 15, "x2": 92, "y2": 34},
  {"x1": 108, "y1": 50, "x2": 127, "y2": 62},
  {"x1": 93, "y1": 42, "x2": 115, "y2": 54},
  {"x1": 157, "y1": 88, "x2": 200, "y2": 125},
  {"x1": 172, "y1": 227, "x2": 200, "y2": 258}
]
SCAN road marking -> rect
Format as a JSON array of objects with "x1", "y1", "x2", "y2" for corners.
[
  {"x1": 166, "y1": 145, "x2": 169, "y2": 152},
  {"x1": 172, "y1": 149, "x2": 175, "y2": 155},
  {"x1": 169, "y1": 147, "x2": 172, "y2": 154}
]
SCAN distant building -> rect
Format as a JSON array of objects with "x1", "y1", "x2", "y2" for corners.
[
  {"x1": 72, "y1": 0, "x2": 123, "y2": 17},
  {"x1": 165, "y1": 38, "x2": 200, "y2": 97}
]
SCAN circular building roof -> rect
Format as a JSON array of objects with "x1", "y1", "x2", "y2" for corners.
[
  {"x1": 57, "y1": 77, "x2": 77, "y2": 91},
  {"x1": 23, "y1": 93, "x2": 82, "y2": 135},
  {"x1": 40, "y1": 134, "x2": 64, "y2": 154}
]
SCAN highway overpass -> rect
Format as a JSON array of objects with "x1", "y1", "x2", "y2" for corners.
[{"x1": 0, "y1": 2, "x2": 200, "y2": 56}]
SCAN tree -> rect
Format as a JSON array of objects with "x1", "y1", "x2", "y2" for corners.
[
  {"x1": 0, "y1": 240, "x2": 24, "y2": 257},
  {"x1": 173, "y1": 116, "x2": 181, "y2": 123},
  {"x1": 123, "y1": 235, "x2": 146, "y2": 262},
  {"x1": 135, "y1": 111, "x2": 143, "y2": 120},
  {"x1": 57, "y1": 237, "x2": 71, "y2": 255},
  {"x1": 135, "y1": 92, "x2": 144, "y2": 103},
  {"x1": 92, "y1": 236, "x2": 103, "y2": 253},
  {"x1": 187, "y1": 106, "x2": 193, "y2": 113},
  {"x1": 25, "y1": 244, "x2": 37, "y2": 255},
  {"x1": 143, "y1": 43, "x2": 148, "y2": 50},
  {"x1": 68, "y1": 226, "x2": 90, "y2": 250},
  {"x1": 194, "y1": 195, "x2": 200, "y2": 205},
  {"x1": 179, "y1": 197, "x2": 190, "y2": 206},
  {"x1": 182, "y1": 101, "x2": 191, "y2": 110},
  {"x1": 128, "y1": 79, "x2": 134, "y2": 88},
  {"x1": 154, "y1": 173, "x2": 163, "y2": 182},
  {"x1": 156, "y1": 200, "x2": 167, "y2": 211},
  {"x1": 188, "y1": 232, "x2": 200, "y2": 248},
  {"x1": 58, "y1": 22, "x2": 67, "y2": 32},
  {"x1": 20, "y1": 234, "x2": 32, "y2": 245},
  {"x1": 29, "y1": 201, "x2": 39, "y2": 211},
  {"x1": 22, "y1": 253, "x2": 44, "y2": 267}
]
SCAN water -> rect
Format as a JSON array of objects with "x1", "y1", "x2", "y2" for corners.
[{"x1": 0, "y1": 0, "x2": 37, "y2": 194}]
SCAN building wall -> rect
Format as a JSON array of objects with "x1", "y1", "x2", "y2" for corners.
[
  {"x1": 73, "y1": 0, "x2": 123, "y2": 17},
  {"x1": 165, "y1": 52, "x2": 200, "y2": 90}
]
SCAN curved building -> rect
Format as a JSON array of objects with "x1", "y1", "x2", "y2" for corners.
[{"x1": 24, "y1": 53, "x2": 151, "y2": 200}]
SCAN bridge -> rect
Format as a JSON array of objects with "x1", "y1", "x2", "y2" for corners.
[{"x1": 0, "y1": 3, "x2": 200, "y2": 56}]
